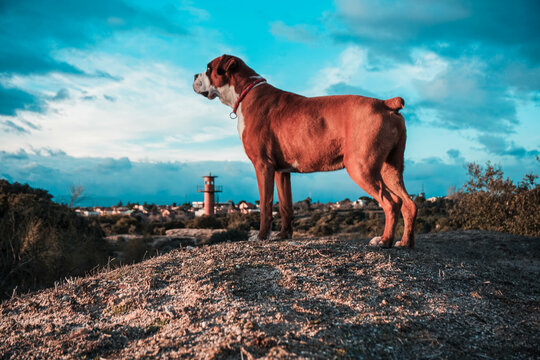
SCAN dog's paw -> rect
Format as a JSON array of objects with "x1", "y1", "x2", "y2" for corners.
[
  {"x1": 369, "y1": 236, "x2": 382, "y2": 246},
  {"x1": 249, "y1": 232, "x2": 270, "y2": 241},
  {"x1": 271, "y1": 231, "x2": 292, "y2": 241},
  {"x1": 394, "y1": 240, "x2": 413, "y2": 248}
]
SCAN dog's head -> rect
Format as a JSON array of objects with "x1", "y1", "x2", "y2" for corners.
[{"x1": 193, "y1": 55, "x2": 257, "y2": 106}]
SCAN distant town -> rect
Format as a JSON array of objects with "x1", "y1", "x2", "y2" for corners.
[
  {"x1": 75, "y1": 194, "x2": 442, "y2": 221},
  {"x1": 74, "y1": 173, "x2": 441, "y2": 221}
]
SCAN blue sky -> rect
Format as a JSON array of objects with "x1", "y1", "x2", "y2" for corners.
[{"x1": 1, "y1": 0, "x2": 539, "y2": 206}]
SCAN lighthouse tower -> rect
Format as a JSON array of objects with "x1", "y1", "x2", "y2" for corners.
[{"x1": 197, "y1": 173, "x2": 223, "y2": 216}]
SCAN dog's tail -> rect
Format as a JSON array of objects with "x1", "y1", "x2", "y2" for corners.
[{"x1": 384, "y1": 97, "x2": 404, "y2": 111}]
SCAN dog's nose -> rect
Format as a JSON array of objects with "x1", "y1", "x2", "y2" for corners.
[{"x1": 194, "y1": 74, "x2": 198, "y2": 81}]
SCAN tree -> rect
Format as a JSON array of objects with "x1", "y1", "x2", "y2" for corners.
[{"x1": 69, "y1": 185, "x2": 84, "y2": 208}]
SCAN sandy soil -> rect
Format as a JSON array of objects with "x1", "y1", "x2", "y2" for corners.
[{"x1": 1, "y1": 230, "x2": 538, "y2": 359}]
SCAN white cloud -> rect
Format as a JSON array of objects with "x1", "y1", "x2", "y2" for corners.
[
  {"x1": 306, "y1": 46, "x2": 366, "y2": 96},
  {"x1": 305, "y1": 45, "x2": 447, "y2": 99},
  {"x1": 269, "y1": 21, "x2": 318, "y2": 43},
  {"x1": 303, "y1": 45, "x2": 539, "y2": 165},
  {"x1": 1, "y1": 52, "x2": 247, "y2": 162}
]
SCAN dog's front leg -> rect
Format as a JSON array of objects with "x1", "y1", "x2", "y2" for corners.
[
  {"x1": 275, "y1": 172, "x2": 293, "y2": 239},
  {"x1": 254, "y1": 164, "x2": 275, "y2": 240}
]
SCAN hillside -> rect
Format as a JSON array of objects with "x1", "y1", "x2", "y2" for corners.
[{"x1": 1, "y1": 230, "x2": 539, "y2": 359}]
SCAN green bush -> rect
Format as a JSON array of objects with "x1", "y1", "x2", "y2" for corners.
[
  {"x1": 450, "y1": 162, "x2": 539, "y2": 236},
  {"x1": 0, "y1": 180, "x2": 108, "y2": 300}
]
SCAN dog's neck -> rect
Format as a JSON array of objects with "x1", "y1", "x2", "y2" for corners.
[
  {"x1": 218, "y1": 75, "x2": 264, "y2": 108},
  {"x1": 232, "y1": 77, "x2": 266, "y2": 115},
  {"x1": 217, "y1": 84, "x2": 239, "y2": 108}
]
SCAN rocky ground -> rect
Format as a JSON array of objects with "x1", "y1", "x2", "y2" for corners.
[{"x1": 1, "y1": 230, "x2": 539, "y2": 359}]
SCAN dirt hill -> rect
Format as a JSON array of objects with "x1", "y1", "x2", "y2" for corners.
[{"x1": 1, "y1": 230, "x2": 538, "y2": 359}]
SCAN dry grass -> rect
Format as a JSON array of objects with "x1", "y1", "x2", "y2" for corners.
[{"x1": 0, "y1": 230, "x2": 538, "y2": 359}]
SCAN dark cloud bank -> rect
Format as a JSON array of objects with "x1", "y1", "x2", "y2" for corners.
[
  {"x1": 0, "y1": 149, "x2": 481, "y2": 206},
  {"x1": 3, "y1": 148, "x2": 538, "y2": 206}
]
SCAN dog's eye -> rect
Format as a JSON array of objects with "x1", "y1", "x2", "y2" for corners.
[
  {"x1": 217, "y1": 67, "x2": 225, "y2": 76},
  {"x1": 206, "y1": 66, "x2": 211, "y2": 73}
]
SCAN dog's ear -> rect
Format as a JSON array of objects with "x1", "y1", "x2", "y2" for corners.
[{"x1": 224, "y1": 57, "x2": 237, "y2": 73}]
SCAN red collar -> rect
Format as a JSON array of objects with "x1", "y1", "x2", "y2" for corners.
[{"x1": 230, "y1": 78, "x2": 266, "y2": 119}]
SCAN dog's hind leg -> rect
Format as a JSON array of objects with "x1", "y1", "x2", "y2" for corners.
[
  {"x1": 254, "y1": 164, "x2": 275, "y2": 240},
  {"x1": 380, "y1": 141, "x2": 417, "y2": 248},
  {"x1": 344, "y1": 159, "x2": 400, "y2": 248},
  {"x1": 275, "y1": 172, "x2": 293, "y2": 239}
]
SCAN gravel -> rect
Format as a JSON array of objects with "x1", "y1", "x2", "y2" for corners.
[{"x1": 1, "y1": 230, "x2": 538, "y2": 359}]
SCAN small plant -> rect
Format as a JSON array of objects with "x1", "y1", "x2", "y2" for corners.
[
  {"x1": 108, "y1": 300, "x2": 134, "y2": 316},
  {"x1": 146, "y1": 318, "x2": 170, "y2": 334}
]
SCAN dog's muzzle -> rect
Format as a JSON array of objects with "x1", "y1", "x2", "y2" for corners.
[
  {"x1": 193, "y1": 73, "x2": 205, "y2": 96},
  {"x1": 193, "y1": 73, "x2": 217, "y2": 99}
]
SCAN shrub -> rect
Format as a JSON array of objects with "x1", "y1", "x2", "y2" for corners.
[
  {"x1": 450, "y1": 162, "x2": 539, "y2": 236},
  {"x1": 121, "y1": 236, "x2": 152, "y2": 264},
  {"x1": 0, "y1": 180, "x2": 108, "y2": 300},
  {"x1": 112, "y1": 216, "x2": 141, "y2": 234},
  {"x1": 311, "y1": 223, "x2": 334, "y2": 236},
  {"x1": 225, "y1": 212, "x2": 260, "y2": 231},
  {"x1": 186, "y1": 215, "x2": 225, "y2": 229},
  {"x1": 202, "y1": 229, "x2": 249, "y2": 246}
]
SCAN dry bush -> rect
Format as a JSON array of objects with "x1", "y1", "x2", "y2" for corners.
[
  {"x1": 120, "y1": 236, "x2": 152, "y2": 264},
  {"x1": 185, "y1": 215, "x2": 225, "y2": 229},
  {"x1": 201, "y1": 229, "x2": 249, "y2": 246},
  {"x1": 225, "y1": 212, "x2": 260, "y2": 231},
  {"x1": 450, "y1": 162, "x2": 539, "y2": 236},
  {"x1": 0, "y1": 180, "x2": 108, "y2": 300}
]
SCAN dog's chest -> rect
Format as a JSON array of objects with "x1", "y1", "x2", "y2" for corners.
[{"x1": 236, "y1": 104, "x2": 245, "y2": 140}]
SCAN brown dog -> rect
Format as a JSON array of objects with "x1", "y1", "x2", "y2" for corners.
[{"x1": 193, "y1": 55, "x2": 417, "y2": 248}]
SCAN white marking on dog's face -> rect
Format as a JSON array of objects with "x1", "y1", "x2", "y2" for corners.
[
  {"x1": 193, "y1": 72, "x2": 221, "y2": 100},
  {"x1": 292, "y1": 160, "x2": 299, "y2": 168},
  {"x1": 193, "y1": 72, "x2": 239, "y2": 108}
]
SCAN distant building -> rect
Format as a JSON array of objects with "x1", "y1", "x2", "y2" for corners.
[
  {"x1": 133, "y1": 204, "x2": 148, "y2": 214},
  {"x1": 238, "y1": 201, "x2": 258, "y2": 214},
  {"x1": 160, "y1": 209, "x2": 171, "y2": 217},
  {"x1": 192, "y1": 201, "x2": 204, "y2": 209},
  {"x1": 196, "y1": 173, "x2": 223, "y2": 216},
  {"x1": 112, "y1": 207, "x2": 128, "y2": 215},
  {"x1": 352, "y1": 199, "x2": 366, "y2": 208},
  {"x1": 75, "y1": 209, "x2": 99, "y2": 216},
  {"x1": 331, "y1": 199, "x2": 352, "y2": 210}
]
